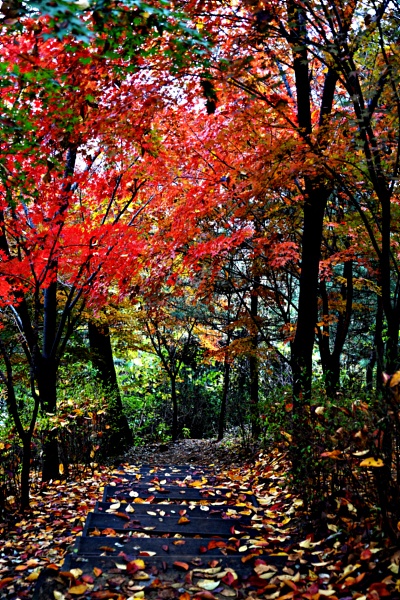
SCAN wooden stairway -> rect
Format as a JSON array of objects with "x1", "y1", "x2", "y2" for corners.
[{"x1": 34, "y1": 465, "x2": 288, "y2": 599}]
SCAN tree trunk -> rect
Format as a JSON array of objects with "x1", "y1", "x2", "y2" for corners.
[
  {"x1": 249, "y1": 278, "x2": 260, "y2": 438},
  {"x1": 88, "y1": 321, "x2": 133, "y2": 452},
  {"x1": 38, "y1": 359, "x2": 60, "y2": 481},
  {"x1": 21, "y1": 436, "x2": 32, "y2": 510},
  {"x1": 291, "y1": 187, "x2": 327, "y2": 403},
  {"x1": 39, "y1": 283, "x2": 60, "y2": 482},
  {"x1": 218, "y1": 357, "x2": 230, "y2": 442},
  {"x1": 171, "y1": 375, "x2": 178, "y2": 441},
  {"x1": 319, "y1": 260, "x2": 353, "y2": 398},
  {"x1": 366, "y1": 294, "x2": 383, "y2": 391}
]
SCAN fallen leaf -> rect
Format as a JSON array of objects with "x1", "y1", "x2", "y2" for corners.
[
  {"x1": 68, "y1": 584, "x2": 89, "y2": 595},
  {"x1": 197, "y1": 579, "x2": 220, "y2": 591},
  {"x1": 359, "y1": 457, "x2": 384, "y2": 467},
  {"x1": 69, "y1": 568, "x2": 83, "y2": 579},
  {"x1": 174, "y1": 561, "x2": 190, "y2": 570},
  {"x1": 178, "y1": 516, "x2": 191, "y2": 524}
]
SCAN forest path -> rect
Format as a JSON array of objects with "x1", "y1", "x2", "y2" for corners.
[
  {"x1": 121, "y1": 438, "x2": 258, "y2": 470},
  {"x1": 33, "y1": 448, "x2": 293, "y2": 599},
  {"x1": 24, "y1": 441, "x2": 400, "y2": 599}
]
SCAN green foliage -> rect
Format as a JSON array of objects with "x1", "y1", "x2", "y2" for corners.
[
  {"x1": 22, "y1": 0, "x2": 210, "y2": 63},
  {"x1": 0, "y1": 360, "x2": 117, "y2": 510},
  {"x1": 116, "y1": 350, "x2": 224, "y2": 442}
]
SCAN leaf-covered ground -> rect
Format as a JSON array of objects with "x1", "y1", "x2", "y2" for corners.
[{"x1": 1, "y1": 439, "x2": 400, "y2": 599}]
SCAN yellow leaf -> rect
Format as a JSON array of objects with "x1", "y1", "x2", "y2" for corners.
[
  {"x1": 68, "y1": 584, "x2": 88, "y2": 595},
  {"x1": 53, "y1": 592, "x2": 65, "y2": 600},
  {"x1": 389, "y1": 370, "x2": 400, "y2": 387},
  {"x1": 299, "y1": 539, "x2": 319, "y2": 549},
  {"x1": 359, "y1": 457, "x2": 384, "y2": 467},
  {"x1": 130, "y1": 559, "x2": 145, "y2": 570},
  {"x1": 69, "y1": 569, "x2": 83, "y2": 579},
  {"x1": 197, "y1": 579, "x2": 220, "y2": 591}
]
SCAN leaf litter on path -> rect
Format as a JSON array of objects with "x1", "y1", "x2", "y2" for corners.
[{"x1": 0, "y1": 440, "x2": 399, "y2": 599}]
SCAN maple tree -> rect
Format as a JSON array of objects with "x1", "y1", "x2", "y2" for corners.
[
  {"x1": 147, "y1": 0, "x2": 400, "y2": 478},
  {"x1": 0, "y1": 14, "x2": 183, "y2": 502}
]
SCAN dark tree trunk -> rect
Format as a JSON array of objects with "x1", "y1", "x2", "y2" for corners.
[
  {"x1": 319, "y1": 260, "x2": 353, "y2": 397},
  {"x1": 249, "y1": 278, "x2": 260, "y2": 438},
  {"x1": 218, "y1": 357, "x2": 230, "y2": 442},
  {"x1": 21, "y1": 437, "x2": 32, "y2": 510},
  {"x1": 40, "y1": 278, "x2": 60, "y2": 481},
  {"x1": 291, "y1": 188, "x2": 327, "y2": 402},
  {"x1": 287, "y1": 0, "x2": 334, "y2": 404},
  {"x1": 171, "y1": 375, "x2": 178, "y2": 442},
  {"x1": 88, "y1": 321, "x2": 133, "y2": 451},
  {"x1": 38, "y1": 360, "x2": 60, "y2": 481},
  {"x1": 366, "y1": 294, "x2": 383, "y2": 391},
  {"x1": 286, "y1": 3, "x2": 337, "y2": 482}
]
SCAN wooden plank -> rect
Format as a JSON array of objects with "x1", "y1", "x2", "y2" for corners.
[
  {"x1": 104, "y1": 484, "x2": 256, "y2": 504},
  {"x1": 73, "y1": 535, "x2": 255, "y2": 557},
  {"x1": 95, "y1": 501, "x2": 256, "y2": 523},
  {"x1": 83, "y1": 512, "x2": 261, "y2": 537},
  {"x1": 63, "y1": 552, "x2": 282, "y2": 577}
]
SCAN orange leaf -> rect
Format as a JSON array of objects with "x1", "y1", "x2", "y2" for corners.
[
  {"x1": 0, "y1": 578, "x2": 14, "y2": 590},
  {"x1": 174, "y1": 561, "x2": 190, "y2": 571},
  {"x1": 114, "y1": 511, "x2": 130, "y2": 520},
  {"x1": 208, "y1": 540, "x2": 226, "y2": 550},
  {"x1": 178, "y1": 516, "x2": 190, "y2": 524},
  {"x1": 101, "y1": 528, "x2": 116, "y2": 536},
  {"x1": 193, "y1": 592, "x2": 217, "y2": 600},
  {"x1": 320, "y1": 450, "x2": 342, "y2": 459}
]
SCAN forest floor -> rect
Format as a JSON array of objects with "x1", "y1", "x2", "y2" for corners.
[
  {"x1": 0, "y1": 438, "x2": 399, "y2": 599},
  {"x1": 122, "y1": 437, "x2": 259, "y2": 468}
]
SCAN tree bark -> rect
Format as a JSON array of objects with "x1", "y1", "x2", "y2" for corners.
[
  {"x1": 366, "y1": 293, "x2": 383, "y2": 391},
  {"x1": 218, "y1": 356, "x2": 230, "y2": 442},
  {"x1": 249, "y1": 278, "x2": 260, "y2": 438},
  {"x1": 171, "y1": 374, "x2": 178, "y2": 441},
  {"x1": 88, "y1": 320, "x2": 133, "y2": 452},
  {"x1": 38, "y1": 362, "x2": 60, "y2": 481},
  {"x1": 318, "y1": 260, "x2": 353, "y2": 397}
]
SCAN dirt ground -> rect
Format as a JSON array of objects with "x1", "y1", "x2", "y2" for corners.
[{"x1": 122, "y1": 437, "x2": 260, "y2": 468}]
